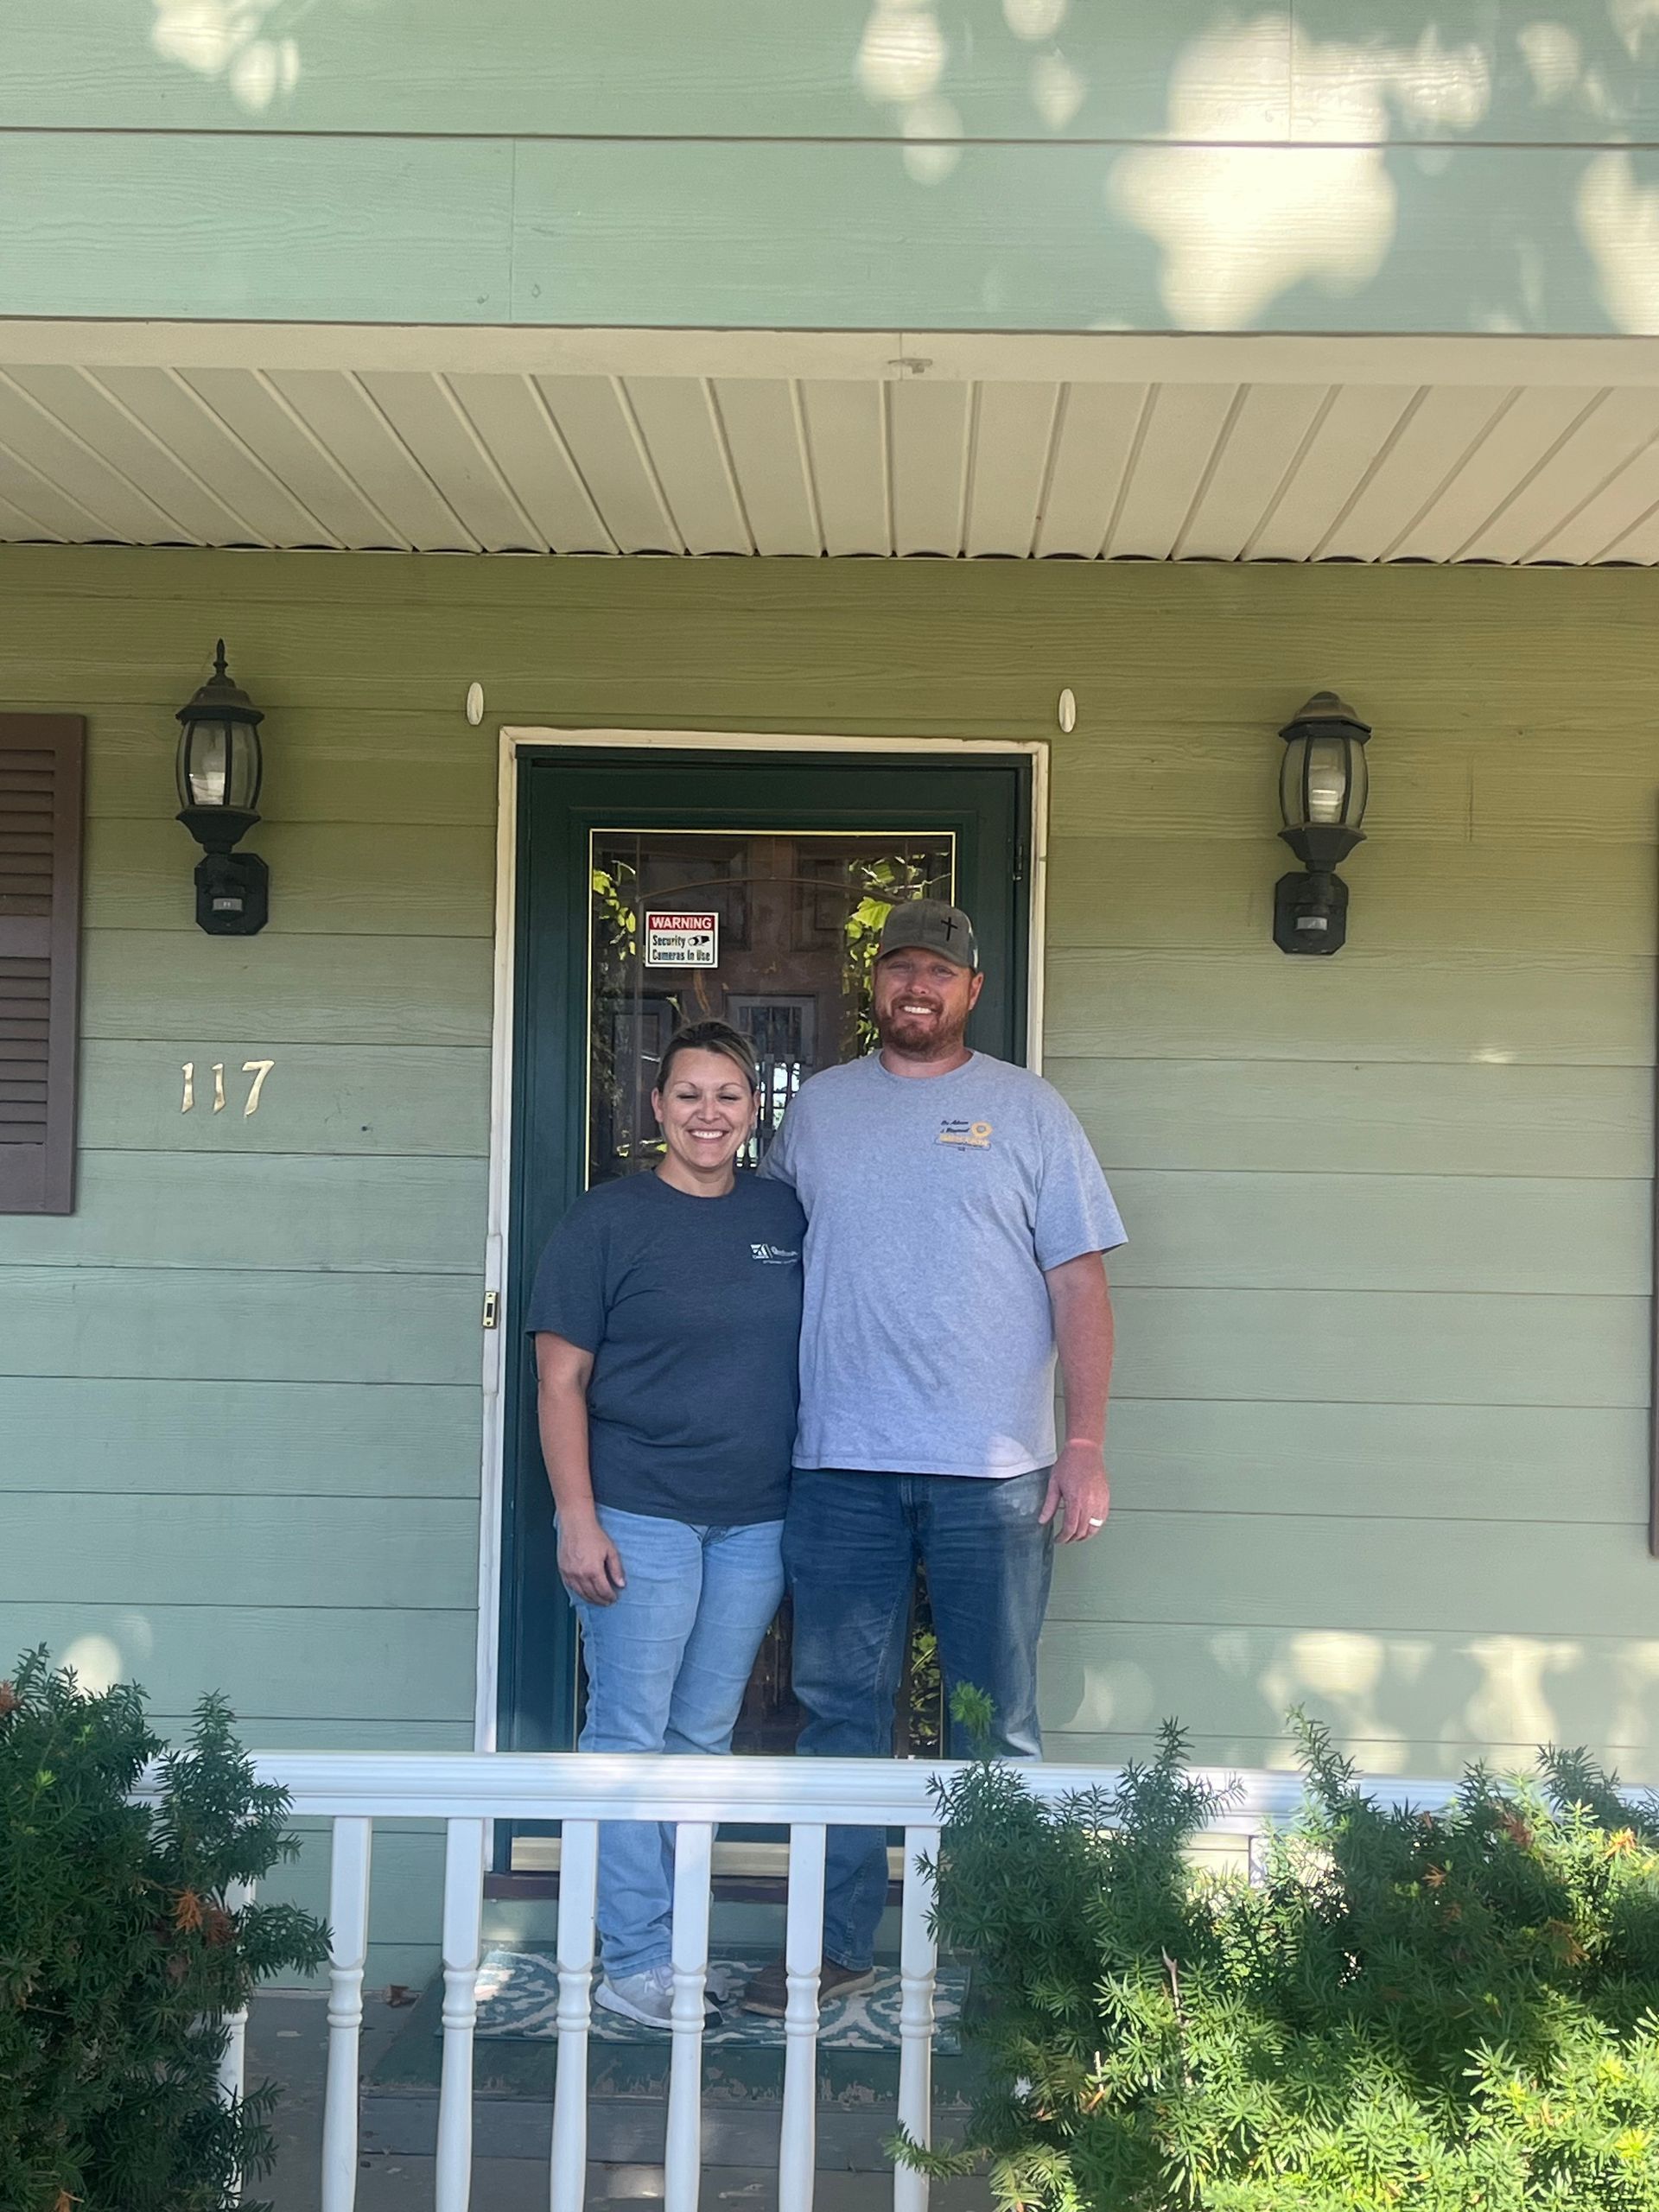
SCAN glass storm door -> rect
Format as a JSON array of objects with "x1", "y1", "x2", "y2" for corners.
[{"x1": 501, "y1": 752, "x2": 1031, "y2": 1756}]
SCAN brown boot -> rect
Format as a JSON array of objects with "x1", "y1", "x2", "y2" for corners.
[{"x1": 740, "y1": 1955, "x2": 876, "y2": 2018}]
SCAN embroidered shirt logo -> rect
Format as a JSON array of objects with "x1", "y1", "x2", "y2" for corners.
[
  {"x1": 749, "y1": 1242, "x2": 801, "y2": 1265},
  {"x1": 938, "y1": 1119, "x2": 994, "y2": 1148}
]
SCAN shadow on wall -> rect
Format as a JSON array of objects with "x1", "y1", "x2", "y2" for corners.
[
  {"x1": 48, "y1": 1608, "x2": 1659, "y2": 1787},
  {"x1": 131, "y1": 0, "x2": 1659, "y2": 332},
  {"x1": 1043, "y1": 1624, "x2": 1659, "y2": 1779},
  {"x1": 858, "y1": 0, "x2": 1659, "y2": 335},
  {"x1": 149, "y1": 0, "x2": 315, "y2": 113}
]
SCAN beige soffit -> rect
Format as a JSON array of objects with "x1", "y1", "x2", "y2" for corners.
[{"x1": 3, "y1": 325, "x2": 1659, "y2": 564}]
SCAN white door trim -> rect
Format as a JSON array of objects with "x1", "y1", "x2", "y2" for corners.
[{"x1": 472, "y1": 726, "x2": 1050, "y2": 1751}]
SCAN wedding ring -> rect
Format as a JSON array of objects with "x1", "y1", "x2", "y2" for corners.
[{"x1": 1086, "y1": 1516, "x2": 1105, "y2": 1528}]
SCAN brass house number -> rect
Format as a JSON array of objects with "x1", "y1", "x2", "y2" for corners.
[{"x1": 181, "y1": 1060, "x2": 275, "y2": 1117}]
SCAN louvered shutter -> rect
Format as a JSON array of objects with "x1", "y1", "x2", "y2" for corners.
[{"x1": 0, "y1": 716, "x2": 84, "y2": 1214}]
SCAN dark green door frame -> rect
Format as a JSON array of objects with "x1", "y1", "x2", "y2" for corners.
[{"x1": 495, "y1": 745, "x2": 1034, "y2": 1755}]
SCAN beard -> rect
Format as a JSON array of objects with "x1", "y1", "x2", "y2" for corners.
[{"x1": 877, "y1": 1001, "x2": 969, "y2": 1059}]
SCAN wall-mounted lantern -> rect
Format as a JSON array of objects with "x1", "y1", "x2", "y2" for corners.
[
  {"x1": 1274, "y1": 690, "x2": 1371, "y2": 955},
  {"x1": 175, "y1": 641, "x2": 268, "y2": 935}
]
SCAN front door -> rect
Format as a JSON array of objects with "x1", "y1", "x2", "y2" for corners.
[{"x1": 499, "y1": 749, "x2": 1031, "y2": 1754}]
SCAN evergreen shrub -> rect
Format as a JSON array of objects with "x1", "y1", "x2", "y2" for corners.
[
  {"x1": 902, "y1": 1694, "x2": 1659, "y2": 2210},
  {"x1": 0, "y1": 1648, "x2": 329, "y2": 2212}
]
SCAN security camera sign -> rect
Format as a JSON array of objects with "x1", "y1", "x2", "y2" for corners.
[{"x1": 644, "y1": 910, "x2": 719, "y2": 968}]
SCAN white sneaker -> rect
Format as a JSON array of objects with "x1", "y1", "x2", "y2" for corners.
[{"x1": 594, "y1": 1961, "x2": 720, "y2": 2031}]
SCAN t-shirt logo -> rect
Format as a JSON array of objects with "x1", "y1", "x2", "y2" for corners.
[
  {"x1": 749, "y1": 1242, "x2": 801, "y2": 1265},
  {"x1": 938, "y1": 1119, "x2": 994, "y2": 1148}
]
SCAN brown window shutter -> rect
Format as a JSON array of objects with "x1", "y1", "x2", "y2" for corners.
[{"x1": 0, "y1": 715, "x2": 85, "y2": 1214}]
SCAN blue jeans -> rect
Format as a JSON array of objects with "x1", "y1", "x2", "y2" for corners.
[
  {"x1": 783, "y1": 1466, "x2": 1054, "y2": 1971},
  {"x1": 571, "y1": 1507, "x2": 785, "y2": 1979}
]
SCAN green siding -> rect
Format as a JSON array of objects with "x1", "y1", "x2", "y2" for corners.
[
  {"x1": 0, "y1": 1497, "x2": 476, "y2": 1611},
  {"x1": 0, "y1": 3, "x2": 1293, "y2": 137},
  {"x1": 0, "y1": 134, "x2": 514, "y2": 323},
  {"x1": 0, "y1": 1378, "x2": 480, "y2": 1496},
  {"x1": 1046, "y1": 949, "x2": 1652, "y2": 1065},
  {"x1": 84, "y1": 933, "x2": 494, "y2": 1046},
  {"x1": 1051, "y1": 1060, "x2": 1653, "y2": 1179},
  {"x1": 1105, "y1": 1173, "x2": 1646, "y2": 1296},
  {"x1": 1039, "y1": 1619, "x2": 1659, "y2": 1772},
  {"x1": 3, "y1": 4, "x2": 1659, "y2": 331},
  {"x1": 0, "y1": 134, "x2": 1652, "y2": 335},
  {"x1": 86, "y1": 820, "x2": 496, "y2": 936},
  {"x1": 0, "y1": 1268, "x2": 480, "y2": 1382},
  {"x1": 1048, "y1": 836, "x2": 1659, "y2": 956},
  {"x1": 79, "y1": 1043, "x2": 491, "y2": 1157},
  {"x1": 0, "y1": 2, "x2": 1652, "y2": 148},
  {"x1": 1113, "y1": 1287, "x2": 1648, "y2": 1408},
  {"x1": 0, "y1": 543, "x2": 1655, "y2": 1838},
  {"x1": 0, "y1": 1154, "x2": 486, "y2": 1272},
  {"x1": 1050, "y1": 1516, "x2": 1659, "y2": 1639},
  {"x1": 1103, "y1": 1401, "x2": 1648, "y2": 1523},
  {"x1": 10, "y1": 1605, "x2": 478, "y2": 1725}
]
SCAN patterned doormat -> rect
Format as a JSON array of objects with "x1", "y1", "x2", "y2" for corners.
[{"x1": 472, "y1": 1949, "x2": 966, "y2": 2054}]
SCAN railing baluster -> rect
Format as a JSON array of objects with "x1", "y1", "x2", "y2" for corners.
[
  {"x1": 321, "y1": 1816, "x2": 372, "y2": 2212},
  {"x1": 550, "y1": 1819, "x2": 599, "y2": 2211},
  {"x1": 779, "y1": 1822, "x2": 827, "y2": 2212},
  {"x1": 214, "y1": 1878, "x2": 256, "y2": 2205},
  {"x1": 664, "y1": 1821, "x2": 714, "y2": 2212},
  {"x1": 123, "y1": 1754, "x2": 1434, "y2": 2212},
  {"x1": 893, "y1": 1824, "x2": 939, "y2": 2212},
  {"x1": 215, "y1": 1878, "x2": 256, "y2": 2109},
  {"x1": 435, "y1": 1818, "x2": 486, "y2": 2212}
]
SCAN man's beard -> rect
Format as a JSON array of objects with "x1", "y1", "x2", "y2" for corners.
[{"x1": 877, "y1": 1003, "x2": 969, "y2": 1059}]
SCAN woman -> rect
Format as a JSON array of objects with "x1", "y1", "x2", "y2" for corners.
[{"x1": 527, "y1": 1019, "x2": 804, "y2": 2029}]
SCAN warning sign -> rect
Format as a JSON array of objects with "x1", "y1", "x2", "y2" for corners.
[{"x1": 644, "y1": 910, "x2": 719, "y2": 968}]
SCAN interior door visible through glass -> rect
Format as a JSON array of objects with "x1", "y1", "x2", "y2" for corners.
[{"x1": 587, "y1": 828, "x2": 954, "y2": 1751}]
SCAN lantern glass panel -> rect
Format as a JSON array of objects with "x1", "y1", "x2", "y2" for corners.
[
  {"x1": 1342, "y1": 735, "x2": 1369, "y2": 829},
  {"x1": 1281, "y1": 732, "x2": 1366, "y2": 832},
  {"x1": 1304, "y1": 734, "x2": 1348, "y2": 825},
  {"x1": 177, "y1": 715, "x2": 260, "y2": 811}
]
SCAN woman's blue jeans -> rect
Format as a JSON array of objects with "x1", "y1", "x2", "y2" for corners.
[
  {"x1": 570, "y1": 1506, "x2": 785, "y2": 1979},
  {"x1": 783, "y1": 1466, "x2": 1054, "y2": 1972}
]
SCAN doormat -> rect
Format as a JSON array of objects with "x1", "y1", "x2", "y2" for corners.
[{"x1": 471, "y1": 1949, "x2": 966, "y2": 2054}]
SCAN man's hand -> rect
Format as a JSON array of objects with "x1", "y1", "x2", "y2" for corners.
[
  {"x1": 1039, "y1": 1440, "x2": 1110, "y2": 1543},
  {"x1": 558, "y1": 1516, "x2": 626, "y2": 1605}
]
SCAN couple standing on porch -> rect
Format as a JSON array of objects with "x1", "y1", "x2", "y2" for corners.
[{"x1": 529, "y1": 899, "x2": 1126, "y2": 2031}]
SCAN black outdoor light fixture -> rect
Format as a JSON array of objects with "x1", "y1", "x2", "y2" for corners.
[
  {"x1": 175, "y1": 640, "x2": 268, "y2": 935},
  {"x1": 1274, "y1": 690, "x2": 1371, "y2": 955}
]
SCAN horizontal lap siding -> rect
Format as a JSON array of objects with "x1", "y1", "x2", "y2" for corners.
[
  {"x1": 0, "y1": 548, "x2": 496, "y2": 1784},
  {"x1": 6, "y1": 0, "x2": 1659, "y2": 337},
  {"x1": 1029, "y1": 559, "x2": 1659, "y2": 1786},
  {"x1": 0, "y1": 547, "x2": 1654, "y2": 1828},
  {"x1": 2, "y1": 2, "x2": 1655, "y2": 148},
  {"x1": 0, "y1": 140, "x2": 1652, "y2": 336}
]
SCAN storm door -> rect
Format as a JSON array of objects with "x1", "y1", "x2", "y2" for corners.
[{"x1": 500, "y1": 752, "x2": 1030, "y2": 1758}]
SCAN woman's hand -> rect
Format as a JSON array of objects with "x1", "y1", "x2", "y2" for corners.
[{"x1": 559, "y1": 1516, "x2": 626, "y2": 1605}]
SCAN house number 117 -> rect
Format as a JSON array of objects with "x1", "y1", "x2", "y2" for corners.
[{"x1": 181, "y1": 1060, "x2": 275, "y2": 1117}]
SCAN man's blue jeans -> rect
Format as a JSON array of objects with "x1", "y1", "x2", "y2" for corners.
[
  {"x1": 571, "y1": 1507, "x2": 785, "y2": 1979},
  {"x1": 783, "y1": 1466, "x2": 1054, "y2": 1972}
]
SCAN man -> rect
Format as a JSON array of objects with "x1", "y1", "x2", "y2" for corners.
[{"x1": 741, "y1": 898, "x2": 1124, "y2": 2015}]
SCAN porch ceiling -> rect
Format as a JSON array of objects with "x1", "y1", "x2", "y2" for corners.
[{"x1": 5, "y1": 326, "x2": 1659, "y2": 567}]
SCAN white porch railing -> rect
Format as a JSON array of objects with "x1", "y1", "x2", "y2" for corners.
[{"x1": 170, "y1": 1751, "x2": 1460, "y2": 2212}]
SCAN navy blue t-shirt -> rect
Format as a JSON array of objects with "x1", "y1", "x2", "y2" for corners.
[{"x1": 526, "y1": 1170, "x2": 804, "y2": 1525}]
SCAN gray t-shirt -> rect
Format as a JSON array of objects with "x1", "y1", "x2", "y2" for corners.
[{"x1": 761, "y1": 1052, "x2": 1125, "y2": 1478}]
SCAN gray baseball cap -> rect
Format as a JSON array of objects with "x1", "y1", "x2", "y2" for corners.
[{"x1": 875, "y1": 898, "x2": 979, "y2": 971}]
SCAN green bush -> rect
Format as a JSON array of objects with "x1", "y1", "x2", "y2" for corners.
[
  {"x1": 0, "y1": 1648, "x2": 329, "y2": 2212},
  {"x1": 902, "y1": 1695, "x2": 1659, "y2": 2210}
]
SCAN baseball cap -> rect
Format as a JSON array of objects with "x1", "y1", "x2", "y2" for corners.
[{"x1": 875, "y1": 898, "x2": 979, "y2": 971}]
